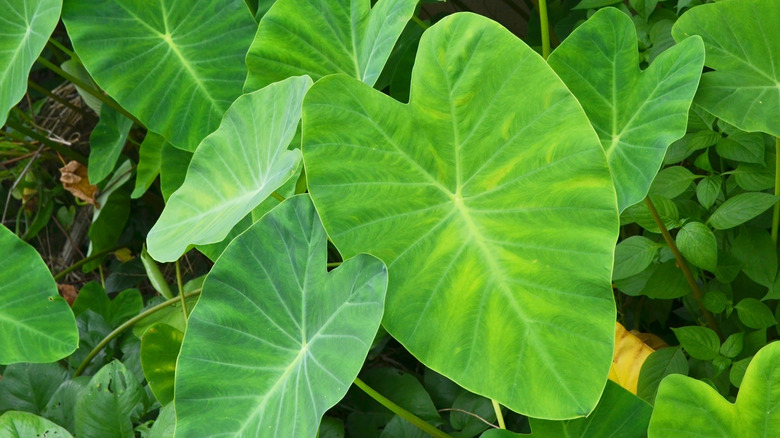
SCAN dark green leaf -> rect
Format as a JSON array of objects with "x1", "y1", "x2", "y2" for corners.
[
  {"x1": 41, "y1": 378, "x2": 88, "y2": 435},
  {"x1": 649, "y1": 166, "x2": 698, "y2": 199},
  {"x1": 734, "y1": 298, "x2": 776, "y2": 329},
  {"x1": 672, "y1": 326, "x2": 720, "y2": 360},
  {"x1": 88, "y1": 105, "x2": 133, "y2": 185},
  {"x1": 731, "y1": 227, "x2": 777, "y2": 288},
  {"x1": 131, "y1": 132, "x2": 164, "y2": 199},
  {"x1": 696, "y1": 174, "x2": 722, "y2": 210},
  {"x1": 74, "y1": 360, "x2": 144, "y2": 438},
  {"x1": 613, "y1": 236, "x2": 661, "y2": 280},
  {"x1": 621, "y1": 195, "x2": 679, "y2": 232},
  {"x1": 707, "y1": 193, "x2": 778, "y2": 230},
  {"x1": 703, "y1": 290, "x2": 727, "y2": 314},
  {"x1": 719, "y1": 332, "x2": 744, "y2": 359},
  {"x1": 729, "y1": 356, "x2": 752, "y2": 388},
  {"x1": 140, "y1": 323, "x2": 183, "y2": 406},
  {"x1": 641, "y1": 260, "x2": 689, "y2": 299},
  {"x1": 0, "y1": 363, "x2": 68, "y2": 414},
  {"x1": 0, "y1": 411, "x2": 73, "y2": 438},
  {"x1": 715, "y1": 132, "x2": 765, "y2": 164},
  {"x1": 676, "y1": 221, "x2": 717, "y2": 271},
  {"x1": 664, "y1": 130, "x2": 719, "y2": 164},
  {"x1": 637, "y1": 346, "x2": 688, "y2": 405}
]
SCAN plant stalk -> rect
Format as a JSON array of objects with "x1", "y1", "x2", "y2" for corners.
[
  {"x1": 176, "y1": 260, "x2": 189, "y2": 318},
  {"x1": 353, "y1": 377, "x2": 453, "y2": 438},
  {"x1": 73, "y1": 290, "x2": 201, "y2": 377},
  {"x1": 538, "y1": 0, "x2": 550, "y2": 59},
  {"x1": 491, "y1": 399, "x2": 506, "y2": 429},
  {"x1": 772, "y1": 137, "x2": 780, "y2": 244},
  {"x1": 644, "y1": 197, "x2": 722, "y2": 340},
  {"x1": 3, "y1": 118, "x2": 86, "y2": 162},
  {"x1": 53, "y1": 245, "x2": 124, "y2": 280}
]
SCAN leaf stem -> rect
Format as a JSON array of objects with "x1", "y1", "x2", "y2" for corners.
[
  {"x1": 538, "y1": 0, "x2": 550, "y2": 59},
  {"x1": 491, "y1": 399, "x2": 506, "y2": 429},
  {"x1": 73, "y1": 290, "x2": 201, "y2": 377},
  {"x1": 53, "y1": 245, "x2": 124, "y2": 280},
  {"x1": 411, "y1": 15, "x2": 430, "y2": 30},
  {"x1": 176, "y1": 260, "x2": 189, "y2": 318},
  {"x1": 353, "y1": 377, "x2": 453, "y2": 438},
  {"x1": 644, "y1": 197, "x2": 722, "y2": 340},
  {"x1": 772, "y1": 137, "x2": 780, "y2": 244},
  {"x1": 3, "y1": 118, "x2": 86, "y2": 162}
]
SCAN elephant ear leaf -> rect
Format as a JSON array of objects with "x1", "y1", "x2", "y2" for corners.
[
  {"x1": 244, "y1": 0, "x2": 418, "y2": 91},
  {"x1": 0, "y1": 0, "x2": 61, "y2": 127},
  {"x1": 174, "y1": 195, "x2": 387, "y2": 437},
  {"x1": 302, "y1": 12, "x2": 619, "y2": 419},
  {"x1": 672, "y1": 0, "x2": 780, "y2": 138},
  {"x1": 0, "y1": 225, "x2": 78, "y2": 364},
  {"x1": 548, "y1": 7, "x2": 705, "y2": 212},
  {"x1": 648, "y1": 341, "x2": 780, "y2": 437}
]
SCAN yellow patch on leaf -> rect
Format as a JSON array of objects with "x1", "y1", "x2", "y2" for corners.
[{"x1": 608, "y1": 322, "x2": 655, "y2": 394}]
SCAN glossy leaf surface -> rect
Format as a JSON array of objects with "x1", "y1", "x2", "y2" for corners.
[
  {"x1": 0, "y1": 225, "x2": 78, "y2": 364},
  {"x1": 175, "y1": 196, "x2": 387, "y2": 437},
  {"x1": 672, "y1": 0, "x2": 780, "y2": 137},
  {"x1": 147, "y1": 76, "x2": 312, "y2": 262},
  {"x1": 303, "y1": 13, "x2": 619, "y2": 418},
  {"x1": 649, "y1": 342, "x2": 780, "y2": 437},
  {"x1": 62, "y1": 0, "x2": 256, "y2": 151},
  {"x1": 245, "y1": 0, "x2": 417, "y2": 90},
  {"x1": 0, "y1": 0, "x2": 60, "y2": 127},
  {"x1": 548, "y1": 8, "x2": 704, "y2": 211}
]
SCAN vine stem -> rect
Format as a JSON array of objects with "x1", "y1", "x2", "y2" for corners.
[
  {"x1": 644, "y1": 197, "x2": 722, "y2": 340},
  {"x1": 53, "y1": 245, "x2": 124, "y2": 280},
  {"x1": 491, "y1": 399, "x2": 506, "y2": 429},
  {"x1": 772, "y1": 137, "x2": 780, "y2": 244},
  {"x1": 73, "y1": 290, "x2": 201, "y2": 377},
  {"x1": 353, "y1": 377, "x2": 453, "y2": 438},
  {"x1": 538, "y1": 0, "x2": 550, "y2": 59}
]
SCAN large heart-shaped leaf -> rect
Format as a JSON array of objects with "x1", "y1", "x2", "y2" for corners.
[
  {"x1": 62, "y1": 0, "x2": 256, "y2": 151},
  {"x1": 648, "y1": 341, "x2": 780, "y2": 437},
  {"x1": 302, "y1": 13, "x2": 619, "y2": 418},
  {"x1": 146, "y1": 76, "x2": 311, "y2": 262},
  {"x1": 0, "y1": 411, "x2": 73, "y2": 438},
  {"x1": 244, "y1": 0, "x2": 417, "y2": 91},
  {"x1": 672, "y1": 0, "x2": 780, "y2": 138},
  {"x1": 174, "y1": 195, "x2": 387, "y2": 437},
  {"x1": 0, "y1": 225, "x2": 78, "y2": 364},
  {"x1": 0, "y1": 0, "x2": 60, "y2": 127},
  {"x1": 547, "y1": 7, "x2": 704, "y2": 211}
]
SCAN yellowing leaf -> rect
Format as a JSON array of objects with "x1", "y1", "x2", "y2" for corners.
[{"x1": 609, "y1": 322, "x2": 655, "y2": 394}]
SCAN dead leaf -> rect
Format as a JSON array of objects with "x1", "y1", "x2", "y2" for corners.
[
  {"x1": 608, "y1": 322, "x2": 655, "y2": 394},
  {"x1": 60, "y1": 161, "x2": 99, "y2": 207},
  {"x1": 57, "y1": 283, "x2": 78, "y2": 306}
]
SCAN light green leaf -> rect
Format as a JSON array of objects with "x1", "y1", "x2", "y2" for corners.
[
  {"x1": 62, "y1": 0, "x2": 256, "y2": 151},
  {"x1": 147, "y1": 76, "x2": 312, "y2": 262},
  {"x1": 734, "y1": 298, "x2": 776, "y2": 330},
  {"x1": 696, "y1": 174, "x2": 722, "y2": 209},
  {"x1": 672, "y1": 0, "x2": 780, "y2": 137},
  {"x1": 637, "y1": 346, "x2": 688, "y2": 405},
  {"x1": 548, "y1": 7, "x2": 704, "y2": 211},
  {"x1": 131, "y1": 132, "x2": 164, "y2": 199},
  {"x1": 613, "y1": 236, "x2": 660, "y2": 281},
  {"x1": 720, "y1": 332, "x2": 744, "y2": 359},
  {"x1": 649, "y1": 342, "x2": 780, "y2": 437},
  {"x1": 0, "y1": 411, "x2": 73, "y2": 438},
  {"x1": 0, "y1": 0, "x2": 60, "y2": 127},
  {"x1": 707, "y1": 193, "x2": 779, "y2": 230},
  {"x1": 245, "y1": 0, "x2": 418, "y2": 91},
  {"x1": 302, "y1": 13, "x2": 619, "y2": 418},
  {"x1": 140, "y1": 323, "x2": 183, "y2": 406},
  {"x1": 140, "y1": 247, "x2": 173, "y2": 299},
  {"x1": 731, "y1": 227, "x2": 777, "y2": 288},
  {"x1": 88, "y1": 105, "x2": 134, "y2": 185},
  {"x1": 174, "y1": 196, "x2": 387, "y2": 437},
  {"x1": 525, "y1": 381, "x2": 652, "y2": 438},
  {"x1": 672, "y1": 326, "x2": 720, "y2": 361},
  {"x1": 676, "y1": 221, "x2": 717, "y2": 271},
  {"x1": 74, "y1": 360, "x2": 144, "y2": 438},
  {"x1": 0, "y1": 225, "x2": 78, "y2": 364}
]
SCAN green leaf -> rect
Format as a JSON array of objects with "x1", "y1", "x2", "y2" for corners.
[
  {"x1": 62, "y1": 0, "x2": 256, "y2": 151},
  {"x1": 146, "y1": 76, "x2": 312, "y2": 262},
  {"x1": 74, "y1": 360, "x2": 144, "y2": 438},
  {"x1": 731, "y1": 227, "x2": 777, "y2": 288},
  {"x1": 734, "y1": 155, "x2": 775, "y2": 191},
  {"x1": 672, "y1": 0, "x2": 780, "y2": 137},
  {"x1": 0, "y1": 411, "x2": 73, "y2": 438},
  {"x1": 159, "y1": 143, "x2": 191, "y2": 202},
  {"x1": 572, "y1": 0, "x2": 621, "y2": 9},
  {"x1": 707, "y1": 193, "x2": 779, "y2": 230},
  {"x1": 621, "y1": 195, "x2": 679, "y2": 233},
  {"x1": 715, "y1": 132, "x2": 765, "y2": 164},
  {"x1": 174, "y1": 196, "x2": 388, "y2": 437},
  {"x1": 0, "y1": 363, "x2": 68, "y2": 414},
  {"x1": 664, "y1": 130, "x2": 719, "y2": 164},
  {"x1": 640, "y1": 260, "x2": 689, "y2": 299},
  {"x1": 525, "y1": 380, "x2": 652, "y2": 438},
  {"x1": 303, "y1": 14, "x2": 619, "y2": 418},
  {"x1": 0, "y1": 225, "x2": 78, "y2": 364},
  {"x1": 649, "y1": 166, "x2": 698, "y2": 199},
  {"x1": 148, "y1": 403, "x2": 175, "y2": 438},
  {"x1": 140, "y1": 323, "x2": 183, "y2": 406},
  {"x1": 88, "y1": 105, "x2": 134, "y2": 185},
  {"x1": 672, "y1": 326, "x2": 720, "y2": 360},
  {"x1": 703, "y1": 290, "x2": 727, "y2": 314},
  {"x1": 613, "y1": 236, "x2": 660, "y2": 281},
  {"x1": 547, "y1": 7, "x2": 704, "y2": 211},
  {"x1": 71, "y1": 282, "x2": 142, "y2": 328},
  {"x1": 60, "y1": 58, "x2": 102, "y2": 114},
  {"x1": 0, "y1": 0, "x2": 61, "y2": 127},
  {"x1": 720, "y1": 332, "x2": 744, "y2": 359},
  {"x1": 245, "y1": 0, "x2": 418, "y2": 91},
  {"x1": 131, "y1": 132, "x2": 164, "y2": 199},
  {"x1": 450, "y1": 392, "x2": 494, "y2": 436},
  {"x1": 734, "y1": 298, "x2": 776, "y2": 330},
  {"x1": 649, "y1": 342, "x2": 780, "y2": 437},
  {"x1": 86, "y1": 160, "x2": 133, "y2": 270},
  {"x1": 676, "y1": 221, "x2": 717, "y2": 271},
  {"x1": 696, "y1": 174, "x2": 722, "y2": 210},
  {"x1": 41, "y1": 378, "x2": 88, "y2": 434},
  {"x1": 729, "y1": 356, "x2": 752, "y2": 389},
  {"x1": 637, "y1": 346, "x2": 688, "y2": 405},
  {"x1": 140, "y1": 247, "x2": 173, "y2": 300}
]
